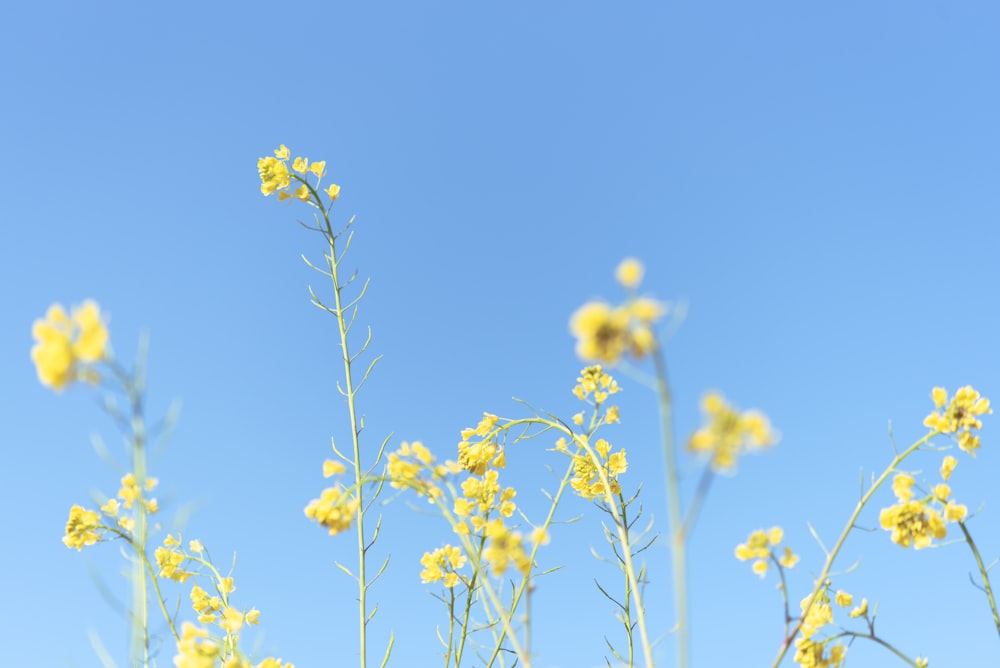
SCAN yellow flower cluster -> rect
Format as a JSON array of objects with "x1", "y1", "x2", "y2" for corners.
[
  {"x1": 304, "y1": 484, "x2": 360, "y2": 536},
  {"x1": 174, "y1": 622, "x2": 221, "y2": 668},
  {"x1": 455, "y1": 469, "x2": 517, "y2": 526},
  {"x1": 569, "y1": 259, "x2": 665, "y2": 365},
  {"x1": 793, "y1": 588, "x2": 846, "y2": 668},
  {"x1": 257, "y1": 144, "x2": 340, "y2": 204},
  {"x1": 457, "y1": 413, "x2": 504, "y2": 475},
  {"x1": 879, "y1": 464, "x2": 967, "y2": 549},
  {"x1": 793, "y1": 636, "x2": 846, "y2": 668},
  {"x1": 30, "y1": 300, "x2": 109, "y2": 391},
  {"x1": 734, "y1": 526, "x2": 798, "y2": 578},
  {"x1": 688, "y1": 392, "x2": 776, "y2": 472},
  {"x1": 156, "y1": 534, "x2": 196, "y2": 583},
  {"x1": 481, "y1": 518, "x2": 533, "y2": 577},
  {"x1": 419, "y1": 545, "x2": 467, "y2": 588},
  {"x1": 570, "y1": 437, "x2": 628, "y2": 501},
  {"x1": 62, "y1": 505, "x2": 104, "y2": 550},
  {"x1": 387, "y1": 441, "x2": 457, "y2": 500},
  {"x1": 923, "y1": 386, "x2": 991, "y2": 455},
  {"x1": 173, "y1": 623, "x2": 293, "y2": 668}
]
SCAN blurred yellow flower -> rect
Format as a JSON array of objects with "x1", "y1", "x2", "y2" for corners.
[
  {"x1": 688, "y1": 392, "x2": 776, "y2": 472},
  {"x1": 615, "y1": 257, "x2": 644, "y2": 289},
  {"x1": 31, "y1": 300, "x2": 109, "y2": 391}
]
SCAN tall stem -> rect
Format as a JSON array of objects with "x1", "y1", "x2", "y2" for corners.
[
  {"x1": 127, "y1": 376, "x2": 149, "y2": 667},
  {"x1": 652, "y1": 347, "x2": 687, "y2": 668},
  {"x1": 324, "y1": 220, "x2": 369, "y2": 668}
]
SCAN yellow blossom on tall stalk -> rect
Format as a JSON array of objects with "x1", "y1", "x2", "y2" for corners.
[
  {"x1": 569, "y1": 259, "x2": 665, "y2": 365},
  {"x1": 688, "y1": 392, "x2": 776, "y2": 472},
  {"x1": 570, "y1": 437, "x2": 628, "y2": 501},
  {"x1": 923, "y1": 385, "x2": 992, "y2": 455},
  {"x1": 62, "y1": 505, "x2": 104, "y2": 550},
  {"x1": 257, "y1": 144, "x2": 340, "y2": 206},
  {"x1": 30, "y1": 300, "x2": 109, "y2": 390},
  {"x1": 734, "y1": 526, "x2": 798, "y2": 578},
  {"x1": 419, "y1": 545, "x2": 467, "y2": 587},
  {"x1": 304, "y1": 485, "x2": 360, "y2": 536}
]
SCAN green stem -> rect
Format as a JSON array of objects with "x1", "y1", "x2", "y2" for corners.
[
  {"x1": 770, "y1": 430, "x2": 937, "y2": 667},
  {"x1": 957, "y1": 520, "x2": 1000, "y2": 639},
  {"x1": 126, "y1": 377, "x2": 150, "y2": 667},
  {"x1": 652, "y1": 347, "x2": 687, "y2": 668},
  {"x1": 320, "y1": 208, "x2": 370, "y2": 668}
]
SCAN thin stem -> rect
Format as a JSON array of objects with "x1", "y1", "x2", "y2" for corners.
[
  {"x1": 835, "y1": 630, "x2": 925, "y2": 667},
  {"x1": 320, "y1": 205, "x2": 370, "y2": 668},
  {"x1": 770, "y1": 430, "x2": 938, "y2": 667},
  {"x1": 652, "y1": 346, "x2": 687, "y2": 668},
  {"x1": 958, "y1": 520, "x2": 1000, "y2": 639},
  {"x1": 126, "y1": 378, "x2": 150, "y2": 667}
]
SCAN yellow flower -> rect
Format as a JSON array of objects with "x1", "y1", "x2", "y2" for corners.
[
  {"x1": 323, "y1": 459, "x2": 346, "y2": 477},
  {"x1": 923, "y1": 386, "x2": 991, "y2": 455},
  {"x1": 614, "y1": 257, "x2": 644, "y2": 289},
  {"x1": 848, "y1": 598, "x2": 868, "y2": 618},
  {"x1": 891, "y1": 473, "x2": 915, "y2": 502},
  {"x1": 62, "y1": 505, "x2": 103, "y2": 550},
  {"x1": 258, "y1": 155, "x2": 291, "y2": 196},
  {"x1": 944, "y1": 499, "x2": 968, "y2": 522},
  {"x1": 879, "y1": 500, "x2": 947, "y2": 549},
  {"x1": 779, "y1": 546, "x2": 799, "y2": 569},
  {"x1": 31, "y1": 301, "x2": 109, "y2": 390},
  {"x1": 155, "y1": 544, "x2": 193, "y2": 582},
  {"x1": 220, "y1": 606, "x2": 245, "y2": 633},
  {"x1": 309, "y1": 160, "x2": 326, "y2": 178},
  {"x1": 274, "y1": 145, "x2": 290, "y2": 160},
  {"x1": 173, "y1": 622, "x2": 221, "y2": 668},
  {"x1": 688, "y1": 393, "x2": 777, "y2": 472},
  {"x1": 834, "y1": 590, "x2": 853, "y2": 608},
  {"x1": 419, "y1": 545, "x2": 467, "y2": 587},
  {"x1": 940, "y1": 455, "x2": 957, "y2": 481},
  {"x1": 304, "y1": 485, "x2": 359, "y2": 536},
  {"x1": 482, "y1": 522, "x2": 531, "y2": 577},
  {"x1": 569, "y1": 302, "x2": 631, "y2": 364},
  {"x1": 736, "y1": 528, "x2": 797, "y2": 576},
  {"x1": 325, "y1": 183, "x2": 341, "y2": 201},
  {"x1": 292, "y1": 156, "x2": 309, "y2": 174}
]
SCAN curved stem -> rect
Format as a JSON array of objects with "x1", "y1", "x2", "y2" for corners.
[
  {"x1": 770, "y1": 430, "x2": 938, "y2": 667},
  {"x1": 957, "y1": 520, "x2": 1000, "y2": 639}
]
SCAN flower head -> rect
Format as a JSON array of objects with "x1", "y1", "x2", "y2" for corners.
[
  {"x1": 923, "y1": 386, "x2": 991, "y2": 455},
  {"x1": 31, "y1": 301, "x2": 109, "y2": 391},
  {"x1": 688, "y1": 393, "x2": 776, "y2": 472}
]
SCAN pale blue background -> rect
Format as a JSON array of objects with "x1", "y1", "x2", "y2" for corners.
[{"x1": 2, "y1": 2, "x2": 999, "y2": 667}]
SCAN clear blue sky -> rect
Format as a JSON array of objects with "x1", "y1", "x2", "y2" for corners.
[{"x1": 3, "y1": 2, "x2": 999, "y2": 667}]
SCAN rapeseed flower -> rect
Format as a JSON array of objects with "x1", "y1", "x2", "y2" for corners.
[
  {"x1": 258, "y1": 145, "x2": 340, "y2": 206},
  {"x1": 615, "y1": 257, "x2": 644, "y2": 289},
  {"x1": 304, "y1": 485, "x2": 359, "y2": 536},
  {"x1": 923, "y1": 386, "x2": 991, "y2": 455},
  {"x1": 62, "y1": 505, "x2": 104, "y2": 550},
  {"x1": 173, "y1": 622, "x2": 221, "y2": 668},
  {"x1": 482, "y1": 519, "x2": 532, "y2": 577},
  {"x1": 31, "y1": 300, "x2": 109, "y2": 391},
  {"x1": 688, "y1": 392, "x2": 776, "y2": 472},
  {"x1": 734, "y1": 526, "x2": 798, "y2": 578},
  {"x1": 419, "y1": 544, "x2": 467, "y2": 588},
  {"x1": 570, "y1": 438, "x2": 628, "y2": 500}
]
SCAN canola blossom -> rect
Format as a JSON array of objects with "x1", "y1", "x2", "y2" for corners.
[{"x1": 31, "y1": 300, "x2": 109, "y2": 390}]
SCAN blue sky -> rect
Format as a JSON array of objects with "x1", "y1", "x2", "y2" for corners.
[{"x1": 3, "y1": 2, "x2": 999, "y2": 666}]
